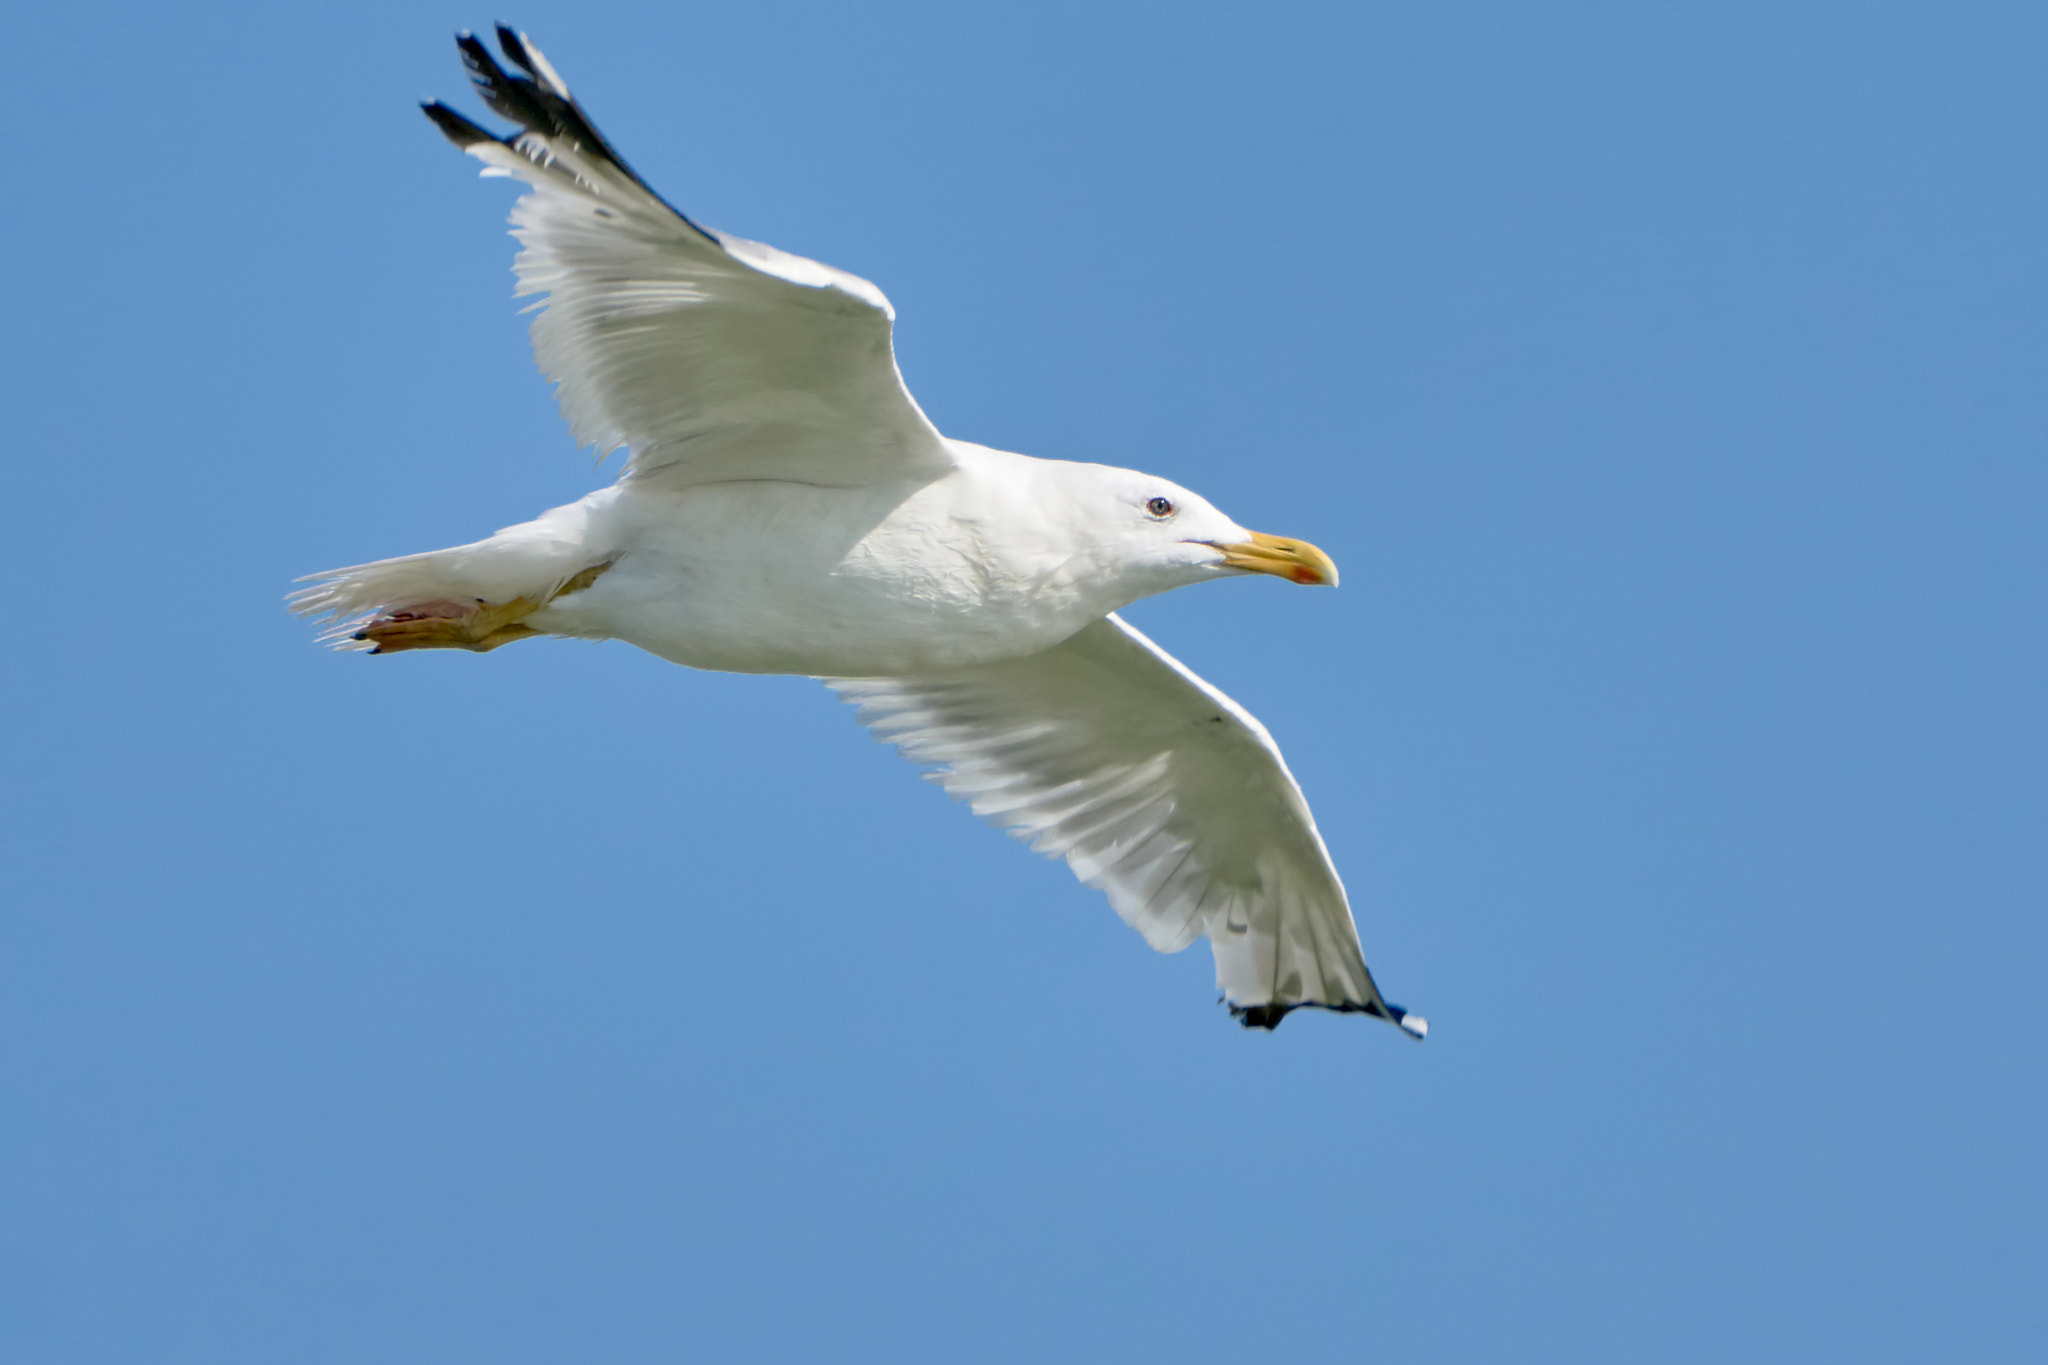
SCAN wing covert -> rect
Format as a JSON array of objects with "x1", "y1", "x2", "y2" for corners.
[{"x1": 831, "y1": 615, "x2": 1424, "y2": 1034}]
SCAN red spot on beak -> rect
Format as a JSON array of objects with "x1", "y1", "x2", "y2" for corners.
[{"x1": 1290, "y1": 566, "x2": 1321, "y2": 585}]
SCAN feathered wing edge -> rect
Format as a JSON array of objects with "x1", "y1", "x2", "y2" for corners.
[
  {"x1": 830, "y1": 616, "x2": 1426, "y2": 1036},
  {"x1": 422, "y1": 26, "x2": 721, "y2": 248},
  {"x1": 416, "y1": 26, "x2": 952, "y2": 488}
]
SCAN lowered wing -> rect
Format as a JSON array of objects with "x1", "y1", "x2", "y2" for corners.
[{"x1": 832, "y1": 615, "x2": 1425, "y2": 1034}]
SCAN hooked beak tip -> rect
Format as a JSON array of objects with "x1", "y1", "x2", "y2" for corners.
[{"x1": 1208, "y1": 531, "x2": 1339, "y2": 587}]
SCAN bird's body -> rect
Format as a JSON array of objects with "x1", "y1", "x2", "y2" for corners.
[
  {"x1": 502, "y1": 445, "x2": 1206, "y2": 678},
  {"x1": 295, "y1": 27, "x2": 1425, "y2": 1035}
]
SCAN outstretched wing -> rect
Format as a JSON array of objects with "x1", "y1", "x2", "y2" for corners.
[
  {"x1": 425, "y1": 27, "x2": 954, "y2": 489},
  {"x1": 831, "y1": 616, "x2": 1426, "y2": 1035}
]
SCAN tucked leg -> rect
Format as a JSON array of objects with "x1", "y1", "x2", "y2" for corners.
[{"x1": 354, "y1": 562, "x2": 610, "y2": 655}]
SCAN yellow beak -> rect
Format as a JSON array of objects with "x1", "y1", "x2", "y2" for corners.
[{"x1": 1208, "y1": 530, "x2": 1339, "y2": 587}]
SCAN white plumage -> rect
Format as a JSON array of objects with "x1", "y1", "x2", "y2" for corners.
[{"x1": 293, "y1": 27, "x2": 1424, "y2": 1035}]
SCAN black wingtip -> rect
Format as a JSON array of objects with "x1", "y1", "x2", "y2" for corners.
[
  {"x1": 424, "y1": 26, "x2": 722, "y2": 246},
  {"x1": 421, "y1": 100, "x2": 494, "y2": 148},
  {"x1": 1228, "y1": 996, "x2": 1426, "y2": 1036},
  {"x1": 449, "y1": 27, "x2": 583, "y2": 153},
  {"x1": 456, "y1": 30, "x2": 549, "y2": 131},
  {"x1": 1233, "y1": 1003, "x2": 1294, "y2": 1031},
  {"x1": 495, "y1": 23, "x2": 534, "y2": 74}
]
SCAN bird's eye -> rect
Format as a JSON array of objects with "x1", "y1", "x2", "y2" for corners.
[{"x1": 1146, "y1": 496, "x2": 1176, "y2": 518}]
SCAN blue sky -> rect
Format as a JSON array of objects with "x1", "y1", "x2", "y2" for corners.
[{"x1": 3, "y1": 2, "x2": 2043, "y2": 1360}]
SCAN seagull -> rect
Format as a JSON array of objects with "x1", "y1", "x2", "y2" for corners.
[{"x1": 293, "y1": 27, "x2": 1425, "y2": 1037}]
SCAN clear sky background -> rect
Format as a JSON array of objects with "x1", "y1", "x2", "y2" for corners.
[{"x1": 3, "y1": 2, "x2": 2043, "y2": 1361}]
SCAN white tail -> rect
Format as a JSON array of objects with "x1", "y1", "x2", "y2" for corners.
[{"x1": 290, "y1": 492, "x2": 620, "y2": 647}]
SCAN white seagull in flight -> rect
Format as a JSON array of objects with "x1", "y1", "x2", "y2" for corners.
[{"x1": 294, "y1": 27, "x2": 1425, "y2": 1036}]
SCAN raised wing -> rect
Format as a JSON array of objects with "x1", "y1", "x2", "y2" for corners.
[
  {"x1": 425, "y1": 27, "x2": 954, "y2": 489},
  {"x1": 831, "y1": 616, "x2": 1426, "y2": 1034}
]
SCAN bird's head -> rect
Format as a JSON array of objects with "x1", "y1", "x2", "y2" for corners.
[{"x1": 1061, "y1": 464, "x2": 1339, "y2": 598}]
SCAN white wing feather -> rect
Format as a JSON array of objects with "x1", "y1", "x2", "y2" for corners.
[
  {"x1": 433, "y1": 32, "x2": 954, "y2": 490},
  {"x1": 831, "y1": 615, "x2": 1424, "y2": 1033}
]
